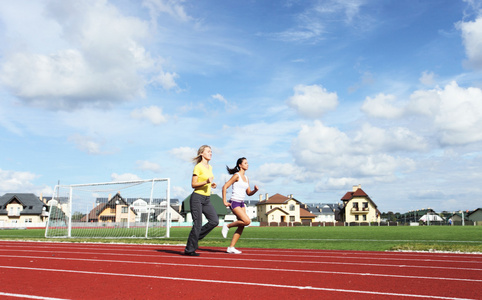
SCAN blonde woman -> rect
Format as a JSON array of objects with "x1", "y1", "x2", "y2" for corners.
[
  {"x1": 222, "y1": 157, "x2": 258, "y2": 254},
  {"x1": 184, "y1": 145, "x2": 219, "y2": 256}
]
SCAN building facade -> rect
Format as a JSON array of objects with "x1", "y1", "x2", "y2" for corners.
[
  {"x1": 256, "y1": 193, "x2": 301, "y2": 223},
  {"x1": 340, "y1": 185, "x2": 380, "y2": 223},
  {"x1": 0, "y1": 193, "x2": 49, "y2": 227}
]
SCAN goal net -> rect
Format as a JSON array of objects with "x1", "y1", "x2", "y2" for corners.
[{"x1": 45, "y1": 178, "x2": 171, "y2": 239}]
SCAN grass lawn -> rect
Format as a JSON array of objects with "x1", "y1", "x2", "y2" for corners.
[{"x1": 1, "y1": 226, "x2": 481, "y2": 253}]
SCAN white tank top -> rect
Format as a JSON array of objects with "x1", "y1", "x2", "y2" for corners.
[{"x1": 230, "y1": 173, "x2": 249, "y2": 202}]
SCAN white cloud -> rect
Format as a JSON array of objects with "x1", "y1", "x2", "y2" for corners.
[
  {"x1": 131, "y1": 106, "x2": 167, "y2": 125},
  {"x1": 288, "y1": 84, "x2": 338, "y2": 118},
  {"x1": 457, "y1": 15, "x2": 482, "y2": 69},
  {"x1": 212, "y1": 93, "x2": 227, "y2": 106},
  {"x1": 143, "y1": 0, "x2": 192, "y2": 23},
  {"x1": 0, "y1": 0, "x2": 177, "y2": 110},
  {"x1": 317, "y1": 177, "x2": 359, "y2": 191},
  {"x1": 0, "y1": 168, "x2": 52, "y2": 196},
  {"x1": 170, "y1": 146, "x2": 195, "y2": 162},
  {"x1": 111, "y1": 172, "x2": 142, "y2": 182},
  {"x1": 274, "y1": 0, "x2": 365, "y2": 42},
  {"x1": 409, "y1": 81, "x2": 482, "y2": 145},
  {"x1": 254, "y1": 162, "x2": 307, "y2": 183},
  {"x1": 419, "y1": 71, "x2": 436, "y2": 86},
  {"x1": 68, "y1": 134, "x2": 103, "y2": 155},
  {"x1": 361, "y1": 93, "x2": 405, "y2": 119},
  {"x1": 0, "y1": 169, "x2": 37, "y2": 193},
  {"x1": 291, "y1": 121, "x2": 415, "y2": 179},
  {"x1": 354, "y1": 123, "x2": 427, "y2": 152},
  {"x1": 136, "y1": 160, "x2": 161, "y2": 173},
  {"x1": 171, "y1": 185, "x2": 189, "y2": 200}
]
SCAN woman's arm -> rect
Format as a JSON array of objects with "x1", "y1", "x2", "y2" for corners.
[
  {"x1": 246, "y1": 179, "x2": 259, "y2": 196},
  {"x1": 191, "y1": 174, "x2": 212, "y2": 189},
  {"x1": 222, "y1": 174, "x2": 239, "y2": 206}
]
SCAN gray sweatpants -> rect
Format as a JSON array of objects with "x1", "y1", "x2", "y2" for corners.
[{"x1": 185, "y1": 192, "x2": 219, "y2": 253}]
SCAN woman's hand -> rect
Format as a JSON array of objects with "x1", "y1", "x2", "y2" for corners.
[{"x1": 223, "y1": 201, "x2": 231, "y2": 207}]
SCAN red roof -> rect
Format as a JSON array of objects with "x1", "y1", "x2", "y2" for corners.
[
  {"x1": 258, "y1": 193, "x2": 293, "y2": 204},
  {"x1": 353, "y1": 188, "x2": 368, "y2": 197},
  {"x1": 340, "y1": 188, "x2": 377, "y2": 208},
  {"x1": 300, "y1": 207, "x2": 316, "y2": 218}
]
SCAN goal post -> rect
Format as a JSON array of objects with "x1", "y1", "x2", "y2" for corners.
[{"x1": 45, "y1": 178, "x2": 171, "y2": 239}]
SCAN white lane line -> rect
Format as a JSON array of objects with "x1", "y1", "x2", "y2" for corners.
[
  {"x1": 1, "y1": 243, "x2": 480, "y2": 263},
  {"x1": 0, "y1": 248, "x2": 482, "y2": 270},
  {"x1": 0, "y1": 265, "x2": 476, "y2": 300},
  {"x1": 0, "y1": 254, "x2": 480, "y2": 283},
  {"x1": 1, "y1": 242, "x2": 480, "y2": 261},
  {"x1": 2, "y1": 249, "x2": 481, "y2": 272},
  {"x1": 0, "y1": 292, "x2": 69, "y2": 300}
]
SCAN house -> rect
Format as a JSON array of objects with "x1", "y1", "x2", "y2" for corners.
[
  {"x1": 304, "y1": 203, "x2": 340, "y2": 223},
  {"x1": 467, "y1": 208, "x2": 482, "y2": 225},
  {"x1": 81, "y1": 193, "x2": 136, "y2": 223},
  {"x1": 0, "y1": 193, "x2": 49, "y2": 226},
  {"x1": 181, "y1": 194, "x2": 230, "y2": 223},
  {"x1": 256, "y1": 193, "x2": 301, "y2": 224},
  {"x1": 299, "y1": 207, "x2": 316, "y2": 224},
  {"x1": 157, "y1": 200, "x2": 184, "y2": 223},
  {"x1": 449, "y1": 211, "x2": 469, "y2": 225},
  {"x1": 340, "y1": 185, "x2": 380, "y2": 223}
]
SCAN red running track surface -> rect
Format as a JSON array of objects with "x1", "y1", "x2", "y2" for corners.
[{"x1": 0, "y1": 241, "x2": 480, "y2": 299}]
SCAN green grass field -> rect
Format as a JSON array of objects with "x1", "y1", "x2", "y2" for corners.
[{"x1": 1, "y1": 226, "x2": 481, "y2": 252}]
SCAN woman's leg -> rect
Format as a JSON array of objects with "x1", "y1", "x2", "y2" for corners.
[
  {"x1": 199, "y1": 196, "x2": 219, "y2": 240},
  {"x1": 229, "y1": 206, "x2": 250, "y2": 248},
  {"x1": 185, "y1": 193, "x2": 203, "y2": 253}
]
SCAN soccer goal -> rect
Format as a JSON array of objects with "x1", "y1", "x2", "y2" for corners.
[{"x1": 45, "y1": 178, "x2": 171, "y2": 239}]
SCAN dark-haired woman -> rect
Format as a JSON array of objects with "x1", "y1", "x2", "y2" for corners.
[
  {"x1": 184, "y1": 145, "x2": 219, "y2": 256},
  {"x1": 221, "y1": 157, "x2": 258, "y2": 254}
]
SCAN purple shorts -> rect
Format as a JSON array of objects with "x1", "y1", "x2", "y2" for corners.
[{"x1": 229, "y1": 200, "x2": 245, "y2": 210}]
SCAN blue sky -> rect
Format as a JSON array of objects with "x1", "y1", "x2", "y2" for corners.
[{"x1": 1, "y1": 0, "x2": 482, "y2": 213}]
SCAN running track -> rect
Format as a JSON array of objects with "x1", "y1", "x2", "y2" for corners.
[{"x1": 0, "y1": 241, "x2": 480, "y2": 299}]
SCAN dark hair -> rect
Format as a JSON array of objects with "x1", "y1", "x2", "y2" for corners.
[{"x1": 226, "y1": 157, "x2": 246, "y2": 175}]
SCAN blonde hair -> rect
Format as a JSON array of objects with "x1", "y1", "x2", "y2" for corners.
[{"x1": 193, "y1": 145, "x2": 211, "y2": 164}]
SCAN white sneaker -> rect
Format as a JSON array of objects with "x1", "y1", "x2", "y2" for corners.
[
  {"x1": 221, "y1": 223, "x2": 229, "y2": 239},
  {"x1": 227, "y1": 247, "x2": 242, "y2": 254}
]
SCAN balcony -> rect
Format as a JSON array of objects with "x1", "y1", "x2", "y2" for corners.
[
  {"x1": 351, "y1": 207, "x2": 369, "y2": 214},
  {"x1": 8, "y1": 211, "x2": 20, "y2": 217}
]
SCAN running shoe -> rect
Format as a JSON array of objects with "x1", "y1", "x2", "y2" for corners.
[
  {"x1": 222, "y1": 223, "x2": 229, "y2": 239},
  {"x1": 227, "y1": 247, "x2": 242, "y2": 254}
]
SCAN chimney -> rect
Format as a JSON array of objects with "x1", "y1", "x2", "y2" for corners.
[
  {"x1": 352, "y1": 184, "x2": 361, "y2": 192},
  {"x1": 265, "y1": 193, "x2": 269, "y2": 201},
  {"x1": 259, "y1": 194, "x2": 263, "y2": 201}
]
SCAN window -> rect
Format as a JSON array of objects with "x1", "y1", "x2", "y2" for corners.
[
  {"x1": 289, "y1": 204, "x2": 295, "y2": 211},
  {"x1": 355, "y1": 215, "x2": 359, "y2": 221},
  {"x1": 122, "y1": 207, "x2": 128, "y2": 213},
  {"x1": 363, "y1": 215, "x2": 367, "y2": 221},
  {"x1": 290, "y1": 216, "x2": 295, "y2": 222}
]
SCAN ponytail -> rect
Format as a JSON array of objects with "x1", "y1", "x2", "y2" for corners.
[{"x1": 226, "y1": 157, "x2": 246, "y2": 175}]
